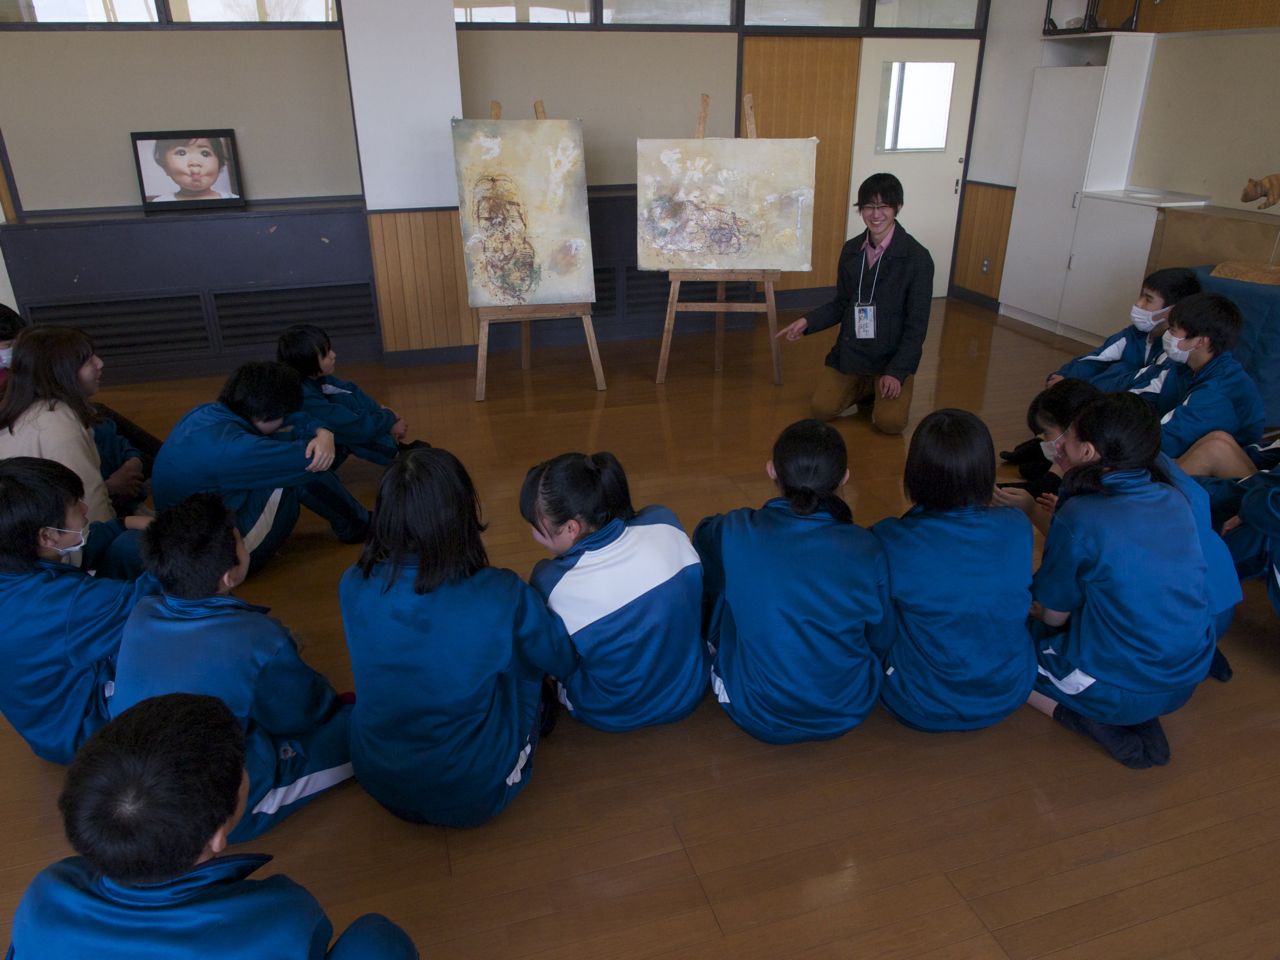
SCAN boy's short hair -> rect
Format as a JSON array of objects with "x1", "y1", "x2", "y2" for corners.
[
  {"x1": 1142, "y1": 267, "x2": 1200, "y2": 308},
  {"x1": 217, "y1": 361, "x2": 303, "y2": 424},
  {"x1": 0, "y1": 302, "x2": 24, "y2": 342},
  {"x1": 276, "y1": 324, "x2": 332, "y2": 379},
  {"x1": 142, "y1": 493, "x2": 239, "y2": 598},
  {"x1": 903, "y1": 408, "x2": 996, "y2": 511},
  {"x1": 856, "y1": 172, "x2": 904, "y2": 211},
  {"x1": 152, "y1": 137, "x2": 227, "y2": 170},
  {"x1": 0, "y1": 457, "x2": 84, "y2": 573},
  {"x1": 1168, "y1": 292, "x2": 1243, "y2": 355},
  {"x1": 58, "y1": 693, "x2": 245, "y2": 886},
  {"x1": 1026, "y1": 378, "x2": 1102, "y2": 435}
]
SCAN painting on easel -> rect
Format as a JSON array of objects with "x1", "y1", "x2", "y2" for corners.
[
  {"x1": 636, "y1": 138, "x2": 818, "y2": 272},
  {"x1": 452, "y1": 118, "x2": 596, "y2": 308}
]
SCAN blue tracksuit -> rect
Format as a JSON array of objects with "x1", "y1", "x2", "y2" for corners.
[
  {"x1": 530, "y1": 506, "x2": 706, "y2": 732},
  {"x1": 6, "y1": 854, "x2": 417, "y2": 959},
  {"x1": 152, "y1": 403, "x2": 368, "y2": 570},
  {"x1": 1225, "y1": 469, "x2": 1280, "y2": 617},
  {"x1": 1033, "y1": 469, "x2": 1214, "y2": 724},
  {"x1": 0, "y1": 561, "x2": 158, "y2": 763},
  {"x1": 871, "y1": 505, "x2": 1036, "y2": 732},
  {"x1": 92, "y1": 418, "x2": 142, "y2": 479},
  {"x1": 693, "y1": 499, "x2": 889, "y2": 744},
  {"x1": 110, "y1": 595, "x2": 353, "y2": 842},
  {"x1": 340, "y1": 564, "x2": 577, "y2": 827},
  {"x1": 1128, "y1": 353, "x2": 1189, "y2": 416},
  {"x1": 1055, "y1": 324, "x2": 1164, "y2": 390},
  {"x1": 1158, "y1": 352, "x2": 1265, "y2": 458},
  {"x1": 301, "y1": 375, "x2": 398, "y2": 466},
  {"x1": 1161, "y1": 454, "x2": 1242, "y2": 637}
]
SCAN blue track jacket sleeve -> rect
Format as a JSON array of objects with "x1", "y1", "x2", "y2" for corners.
[
  {"x1": 1054, "y1": 329, "x2": 1130, "y2": 381},
  {"x1": 691, "y1": 513, "x2": 726, "y2": 637},
  {"x1": 1160, "y1": 388, "x2": 1241, "y2": 458},
  {"x1": 1033, "y1": 518, "x2": 1085, "y2": 616},
  {"x1": 217, "y1": 428, "x2": 328, "y2": 491},
  {"x1": 92, "y1": 420, "x2": 142, "y2": 478},
  {"x1": 251, "y1": 634, "x2": 342, "y2": 737},
  {"x1": 1238, "y1": 472, "x2": 1280, "y2": 537},
  {"x1": 514, "y1": 581, "x2": 579, "y2": 680},
  {"x1": 305, "y1": 380, "x2": 398, "y2": 448}
]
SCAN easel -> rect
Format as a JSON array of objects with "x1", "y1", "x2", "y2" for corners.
[
  {"x1": 473, "y1": 99, "x2": 606, "y2": 402},
  {"x1": 654, "y1": 93, "x2": 782, "y2": 386}
]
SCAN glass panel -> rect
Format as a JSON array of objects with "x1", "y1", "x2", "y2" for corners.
[
  {"x1": 454, "y1": 1, "x2": 590, "y2": 23},
  {"x1": 0, "y1": 0, "x2": 158, "y2": 22},
  {"x1": 873, "y1": 0, "x2": 978, "y2": 29},
  {"x1": 876, "y1": 61, "x2": 954, "y2": 152},
  {"x1": 172, "y1": 0, "x2": 337, "y2": 21},
  {"x1": 745, "y1": 0, "x2": 859, "y2": 27},
  {"x1": 603, "y1": 0, "x2": 730, "y2": 25}
]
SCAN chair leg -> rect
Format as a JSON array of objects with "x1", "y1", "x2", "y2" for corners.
[
  {"x1": 764, "y1": 280, "x2": 782, "y2": 386},
  {"x1": 714, "y1": 280, "x2": 726, "y2": 373},
  {"x1": 582, "y1": 314, "x2": 606, "y2": 391},
  {"x1": 475, "y1": 317, "x2": 490, "y2": 402},
  {"x1": 656, "y1": 279, "x2": 681, "y2": 384}
]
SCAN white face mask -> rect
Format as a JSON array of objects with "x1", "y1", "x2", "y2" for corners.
[
  {"x1": 0, "y1": 346, "x2": 12, "y2": 368},
  {"x1": 1130, "y1": 304, "x2": 1169, "y2": 333},
  {"x1": 1162, "y1": 330, "x2": 1192, "y2": 364},
  {"x1": 47, "y1": 525, "x2": 86, "y2": 557},
  {"x1": 1040, "y1": 431, "x2": 1064, "y2": 462}
]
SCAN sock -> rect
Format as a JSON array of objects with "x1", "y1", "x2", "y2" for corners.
[
  {"x1": 1053, "y1": 704, "x2": 1154, "y2": 769},
  {"x1": 1208, "y1": 646, "x2": 1233, "y2": 683},
  {"x1": 1127, "y1": 717, "x2": 1170, "y2": 766}
]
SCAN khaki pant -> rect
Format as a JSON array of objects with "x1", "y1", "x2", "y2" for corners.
[{"x1": 810, "y1": 366, "x2": 914, "y2": 436}]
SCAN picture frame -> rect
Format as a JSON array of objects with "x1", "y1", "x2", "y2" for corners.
[{"x1": 131, "y1": 129, "x2": 245, "y2": 211}]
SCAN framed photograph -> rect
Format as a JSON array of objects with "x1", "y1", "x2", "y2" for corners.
[{"x1": 131, "y1": 129, "x2": 244, "y2": 211}]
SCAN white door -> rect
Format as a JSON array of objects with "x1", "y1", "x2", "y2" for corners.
[
  {"x1": 847, "y1": 37, "x2": 980, "y2": 298},
  {"x1": 1058, "y1": 197, "x2": 1157, "y2": 338}
]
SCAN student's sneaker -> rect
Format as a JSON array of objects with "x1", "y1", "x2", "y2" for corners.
[{"x1": 1053, "y1": 704, "x2": 1154, "y2": 769}]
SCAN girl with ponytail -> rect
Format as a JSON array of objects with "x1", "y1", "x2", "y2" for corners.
[
  {"x1": 692, "y1": 419, "x2": 890, "y2": 744},
  {"x1": 520, "y1": 451, "x2": 706, "y2": 732},
  {"x1": 1029, "y1": 393, "x2": 1214, "y2": 768},
  {"x1": 871, "y1": 409, "x2": 1036, "y2": 732}
]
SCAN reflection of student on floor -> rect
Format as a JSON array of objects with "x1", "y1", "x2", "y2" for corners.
[
  {"x1": 9, "y1": 694, "x2": 418, "y2": 958},
  {"x1": 777, "y1": 172, "x2": 934, "y2": 436},
  {"x1": 150, "y1": 137, "x2": 238, "y2": 202}
]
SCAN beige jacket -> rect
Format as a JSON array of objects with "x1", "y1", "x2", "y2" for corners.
[{"x1": 0, "y1": 401, "x2": 115, "y2": 522}]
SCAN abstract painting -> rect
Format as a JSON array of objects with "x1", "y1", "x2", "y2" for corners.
[
  {"x1": 452, "y1": 119, "x2": 595, "y2": 307},
  {"x1": 637, "y1": 138, "x2": 818, "y2": 272}
]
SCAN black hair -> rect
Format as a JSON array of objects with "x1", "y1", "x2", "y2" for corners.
[
  {"x1": 357, "y1": 446, "x2": 489, "y2": 594},
  {"x1": 1026, "y1": 378, "x2": 1102, "y2": 435},
  {"x1": 1142, "y1": 267, "x2": 1200, "y2": 308},
  {"x1": 519, "y1": 452, "x2": 636, "y2": 538},
  {"x1": 0, "y1": 326, "x2": 99, "y2": 432},
  {"x1": 0, "y1": 303, "x2": 23, "y2": 342},
  {"x1": 856, "y1": 172, "x2": 904, "y2": 211},
  {"x1": 1167, "y1": 292, "x2": 1243, "y2": 356},
  {"x1": 770, "y1": 419, "x2": 852, "y2": 523},
  {"x1": 276, "y1": 324, "x2": 331, "y2": 379},
  {"x1": 903, "y1": 409, "x2": 996, "y2": 512},
  {"x1": 216, "y1": 361, "x2": 303, "y2": 425},
  {"x1": 0, "y1": 457, "x2": 85, "y2": 573},
  {"x1": 59, "y1": 693, "x2": 245, "y2": 886},
  {"x1": 142, "y1": 493, "x2": 240, "y2": 599},
  {"x1": 1059, "y1": 392, "x2": 1170, "y2": 499},
  {"x1": 152, "y1": 137, "x2": 227, "y2": 171}
]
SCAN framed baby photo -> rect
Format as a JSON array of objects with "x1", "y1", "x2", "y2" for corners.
[{"x1": 131, "y1": 129, "x2": 245, "y2": 211}]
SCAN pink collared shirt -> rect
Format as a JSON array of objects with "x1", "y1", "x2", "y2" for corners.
[{"x1": 862, "y1": 226, "x2": 895, "y2": 269}]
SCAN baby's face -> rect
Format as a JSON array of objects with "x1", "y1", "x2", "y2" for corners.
[{"x1": 162, "y1": 139, "x2": 222, "y2": 193}]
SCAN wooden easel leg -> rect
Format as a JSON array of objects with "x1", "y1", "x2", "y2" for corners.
[
  {"x1": 475, "y1": 317, "x2": 491, "y2": 402},
  {"x1": 520, "y1": 320, "x2": 532, "y2": 371},
  {"x1": 714, "y1": 280, "x2": 726, "y2": 373},
  {"x1": 657, "y1": 279, "x2": 680, "y2": 384},
  {"x1": 581, "y1": 314, "x2": 606, "y2": 391},
  {"x1": 765, "y1": 280, "x2": 782, "y2": 385}
]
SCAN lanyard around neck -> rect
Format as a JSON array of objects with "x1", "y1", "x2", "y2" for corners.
[{"x1": 856, "y1": 244, "x2": 884, "y2": 306}]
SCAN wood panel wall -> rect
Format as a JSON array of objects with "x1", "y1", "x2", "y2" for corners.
[
  {"x1": 1145, "y1": 206, "x2": 1280, "y2": 274},
  {"x1": 368, "y1": 209, "x2": 476, "y2": 353},
  {"x1": 1095, "y1": 0, "x2": 1280, "y2": 32},
  {"x1": 951, "y1": 182, "x2": 1015, "y2": 301},
  {"x1": 741, "y1": 36, "x2": 861, "y2": 292}
]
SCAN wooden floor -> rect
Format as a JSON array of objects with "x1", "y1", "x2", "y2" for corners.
[{"x1": 3, "y1": 299, "x2": 1278, "y2": 959}]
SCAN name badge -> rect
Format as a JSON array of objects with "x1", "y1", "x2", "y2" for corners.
[{"x1": 854, "y1": 304, "x2": 876, "y2": 339}]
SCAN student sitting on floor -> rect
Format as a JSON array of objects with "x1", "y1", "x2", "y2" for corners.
[
  {"x1": 152, "y1": 361, "x2": 369, "y2": 573},
  {"x1": 0, "y1": 458, "x2": 159, "y2": 764},
  {"x1": 1222, "y1": 468, "x2": 1280, "y2": 618},
  {"x1": 109, "y1": 494, "x2": 353, "y2": 842},
  {"x1": 872, "y1": 409, "x2": 1035, "y2": 732},
  {"x1": 341, "y1": 447, "x2": 576, "y2": 827},
  {"x1": 277, "y1": 324, "x2": 420, "y2": 467},
  {"x1": 1173, "y1": 432, "x2": 1280, "y2": 529},
  {"x1": 693, "y1": 420, "x2": 888, "y2": 744},
  {"x1": 522, "y1": 452, "x2": 706, "y2": 732},
  {"x1": 7, "y1": 693, "x2": 418, "y2": 959},
  {"x1": 1027, "y1": 393, "x2": 1214, "y2": 769},
  {"x1": 1157, "y1": 293, "x2": 1265, "y2": 459}
]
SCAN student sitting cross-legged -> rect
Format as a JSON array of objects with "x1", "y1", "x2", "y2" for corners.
[
  {"x1": 151, "y1": 361, "x2": 370, "y2": 573},
  {"x1": 340, "y1": 447, "x2": 577, "y2": 827},
  {"x1": 109, "y1": 493, "x2": 354, "y2": 843},
  {"x1": 0, "y1": 457, "x2": 159, "y2": 764},
  {"x1": 7, "y1": 693, "x2": 417, "y2": 959},
  {"x1": 693, "y1": 420, "x2": 890, "y2": 744},
  {"x1": 1222, "y1": 467, "x2": 1280, "y2": 618},
  {"x1": 872, "y1": 409, "x2": 1036, "y2": 732}
]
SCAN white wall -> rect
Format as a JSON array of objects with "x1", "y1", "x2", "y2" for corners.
[
  {"x1": 966, "y1": 0, "x2": 1044, "y2": 185},
  {"x1": 342, "y1": 0, "x2": 464, "y2": 210}
]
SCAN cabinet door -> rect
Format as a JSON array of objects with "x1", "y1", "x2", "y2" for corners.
[
  {"x1": 999, "y1": 66, "x2": 1104, "y2": 322},
  {"x1": 1058, "y1": 197, "x2": 1157, "y2": 338}
]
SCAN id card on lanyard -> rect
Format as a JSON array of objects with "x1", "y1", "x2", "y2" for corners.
[{"x1": 855, "y1": 248, "x2": 882, "y2": 340}]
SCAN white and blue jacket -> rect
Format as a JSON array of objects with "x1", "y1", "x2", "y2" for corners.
[
  {"x1": 530, "y1": 506, "x2": 706, "y2": 733},
  {"x1": 301, "y1": 375, "x2": 398, "y2": 465},
  {"x1": 1158, "y1": 352, "x2": 1265, "y2": 458},
  {"x1": 1055, "y1": 324, "x2": 1164, "y2": 391}
]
